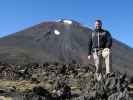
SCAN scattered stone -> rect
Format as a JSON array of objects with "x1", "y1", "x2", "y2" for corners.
[{"x1": 0, "y1": 62, "x2": 132, "y2": 100}]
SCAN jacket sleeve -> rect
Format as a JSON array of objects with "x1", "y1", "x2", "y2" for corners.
[
  {"x1": 106, "y1": 31, "x2": 112, "y2": 48},
  {"x1": 88, "y1": 34, "x2": 92, "y2": 55}
]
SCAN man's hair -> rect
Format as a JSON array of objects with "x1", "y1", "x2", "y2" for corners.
[{"x1": 95, "y1": 19, "x2": 102, "y2": 24}]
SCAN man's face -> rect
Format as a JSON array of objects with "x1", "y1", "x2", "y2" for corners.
[{"x1": 95, "y1": 21, "x2": 102, "y2": 29}]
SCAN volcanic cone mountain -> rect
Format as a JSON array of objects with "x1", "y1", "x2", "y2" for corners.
[{"x1": 0, "y1": 19, "x2": 132, "y2": 76}]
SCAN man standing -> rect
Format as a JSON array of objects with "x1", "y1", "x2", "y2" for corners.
[{"x1": 88, "y1": 20, "x2": 112, "y2": 80}]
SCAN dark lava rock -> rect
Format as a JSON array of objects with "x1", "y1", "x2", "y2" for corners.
[
  {"x1": 33, "y1": 86, "x2": 52, "y2": 98},
  {"x1": 0, "y1": 63, "x2": 132, "y2": 100}
]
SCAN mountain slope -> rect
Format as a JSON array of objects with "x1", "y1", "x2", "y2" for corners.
[{"x1": 0, "y1": 19, "x2": 132, "y2": 76}]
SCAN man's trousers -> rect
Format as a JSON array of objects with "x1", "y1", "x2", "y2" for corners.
[{"x1": 93, "y1": 49, "x2": 112, "y2": 75}]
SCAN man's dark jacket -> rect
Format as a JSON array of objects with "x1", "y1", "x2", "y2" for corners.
[{"x1": 88, "y1": 29, "x2": 112, "y2": 55}]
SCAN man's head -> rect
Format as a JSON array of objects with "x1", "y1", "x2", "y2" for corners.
[{"x1": 95, "y1": 20, "x2": 102, "y2": 29}]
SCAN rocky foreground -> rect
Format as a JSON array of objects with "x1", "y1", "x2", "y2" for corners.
[{"x1": 0, "y1": 62, "x2": 132, "y2": 100}]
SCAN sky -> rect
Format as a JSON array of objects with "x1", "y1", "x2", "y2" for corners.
[{"x1": 0, "y1": 0, "x2": 133, "y2": 47}]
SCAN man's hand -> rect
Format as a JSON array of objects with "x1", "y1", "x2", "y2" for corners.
[
  {"x1": 88, "y1": 55, "x2": 91, "y2": 60},
  {"x1": 102, "y1": 48, "x2": 110, "y2": 58}
]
